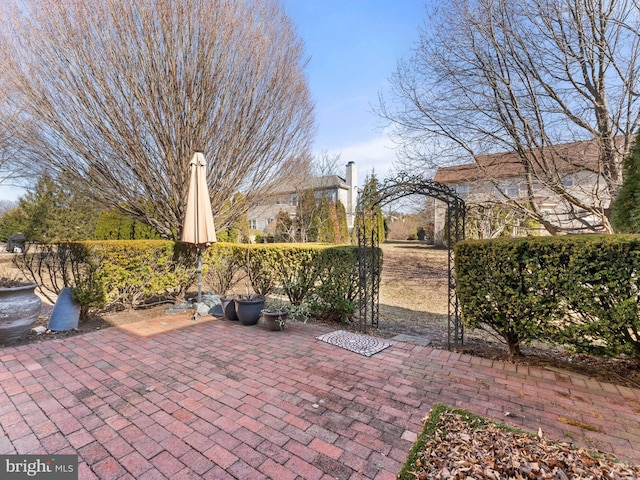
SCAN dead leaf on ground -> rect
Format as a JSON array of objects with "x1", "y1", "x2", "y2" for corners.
[{"x1": 411, "y1": 412, "x2": 640, "y2": 479}]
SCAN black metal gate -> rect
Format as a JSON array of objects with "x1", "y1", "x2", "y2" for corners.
[{"x1": 355, "y1": 173, "x2": 466, "y2": 349}]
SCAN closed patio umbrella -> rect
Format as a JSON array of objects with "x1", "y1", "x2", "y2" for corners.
[{"x1": 181, "y1": 152, "x2": 216, "y2": 304}]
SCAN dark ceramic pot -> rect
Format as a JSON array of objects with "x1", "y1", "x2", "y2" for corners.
[
  {"x1": 262, "y1": 310, "x2": 288, "y2": 331},
  {"x1": 234, "y1": 295, "x2": 266, "y2": 326},
  {"x1": 0, "y1": 283, "x2": 42, "y2": 343},
  {"x1": 221, "y1": 296, "x2": 238, "y2": 321}
]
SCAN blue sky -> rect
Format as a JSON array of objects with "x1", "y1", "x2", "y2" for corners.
[
  {"x1": 0, "y1": 1, "x2": 426, "y2": 201},
  {"x1": 281, "y1": 0, "x2": 426, "y2": 182}
]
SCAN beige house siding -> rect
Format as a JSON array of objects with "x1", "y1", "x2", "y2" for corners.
[
  {"x1": 248, "y1": 162, "x2": 358, "y2": 233},
  {"x1": 433, "y1": 139, "x2": 618, "y2": 244}
]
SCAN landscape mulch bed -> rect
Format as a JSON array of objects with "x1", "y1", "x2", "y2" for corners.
[
  {"x1": 457, "y1": 335, "x2": 640, "y2": 390},
  {"x1": 398, "y1": 404, "x2": 640, "y2": 480}
]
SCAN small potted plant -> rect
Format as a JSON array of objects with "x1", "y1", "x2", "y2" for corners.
[
  {"x1": 261, "y1": 299, "x2": 311, "y2": 331},
  {"x1": 233, "y1": 245, "x2": 274, "y2": 326},
  {"x1": 288, "y1": 302, "x2": 311, "y2": 324},
  {"x1": 261, "y1": 298, "x2": 289, "y2": 331}
]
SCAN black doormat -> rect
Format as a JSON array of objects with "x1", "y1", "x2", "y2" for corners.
[{"x1": 316, "y1": 330, "x2": 392, "y2": 357}]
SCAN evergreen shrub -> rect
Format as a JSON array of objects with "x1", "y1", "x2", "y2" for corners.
[
  {"x1": 311, "y1": 246, "x2": 360, "y2": 321},
  {"x1": 42, "y1": 241, "x2": 369, "y2": 325},
  {"x1": 202, "y1": 243, "x2": 245, "y2": 295},
  {"x1": 558, "y1": 235, "x2": 640, "y2": 359},
  {"x1": 83, "y1": 240, "x2": 193, "y2": 308},
  {"x1": 455, "y1": 237, "x2": 563, "y2": 358},
  {"x1": 455, "y1": 235, "x2": 640, "y2": 361},
  {"x1": 233, "y1": 243, "x2": 362, "y2": 320},
  {"x1": 268, "y1": 245, "x2": 322, "y2": 305}
]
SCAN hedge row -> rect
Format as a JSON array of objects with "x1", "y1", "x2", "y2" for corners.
[
  {"x1": 18, "y1": 241, "x2": 195, "y2": 316},
  {"x1": 28, "y1": 241, "x2": 365, "y2": 322},
  {"x1": 454, "y1": 235, "x2": 640, "y2": 361},
  {"x1": 200, "y1": 243, "x2": 361, "y2": 321}
]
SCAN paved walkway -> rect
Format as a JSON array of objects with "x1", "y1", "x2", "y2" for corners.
[{"x1": 1, "y1": 313, "x2": 639, "y2": 479}]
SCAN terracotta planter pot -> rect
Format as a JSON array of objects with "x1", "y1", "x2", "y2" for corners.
[
  {"x1": 262, "y1": 310, "x2": 288, "y2": 331},
  {"x1": 0, "y1": 283, "x2": 42, "y2": 343},
  {"x1": 234, "y1": 295, "x2": 266, "y2": 326}
]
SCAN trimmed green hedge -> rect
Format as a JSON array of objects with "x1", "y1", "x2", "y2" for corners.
[
  {"x1": 86, "y1": 240, "x2": 193, "y2": 308},
  {"x1": 455, "y1": 235, "x2": 640, "y2": 361},
  {"x1": 203, "y1": 243, "x2": 361, "y2": 321},
  {"x1": 309, "y1": 246, "x2": 359, "y2": 322},
  {"x1": 35, "y1": 241, "x2": 367, "y2": 323},
  {"x1": 559, "y1": 236, "x2": 640, "y2": 359}
]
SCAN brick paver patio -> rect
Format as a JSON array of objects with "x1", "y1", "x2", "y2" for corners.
[{"x1": 1, "y1": 313, "x2": 639, "y2": 479}]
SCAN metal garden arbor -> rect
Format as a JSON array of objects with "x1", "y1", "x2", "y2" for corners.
[{"x1": 355, "y1": 172, "x2": 466, "y2": 349}]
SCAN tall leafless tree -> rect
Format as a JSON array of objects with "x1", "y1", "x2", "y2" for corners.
[
  {"x1": 0, "y1": 77, "x2": 26, "y2": 190},
  {"x1": 378, "y1": 0, "x2": 640, "y2": 234},
  {"x1": 0, "y1": 0, "x2": 314, "y2": 238}
]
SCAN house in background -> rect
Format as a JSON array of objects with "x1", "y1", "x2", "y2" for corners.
[
  {"x1": 432, "y1": 138, "x2": 623, "y2": 243},
  {"x1": 248, "y1": 161, "x2": 358, "y2": 234}
]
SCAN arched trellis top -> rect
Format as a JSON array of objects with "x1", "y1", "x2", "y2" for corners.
[
  {"x1": 355, "y1": 172, "x2": 466, "y2": 349},
  {"x1": 356, "y1": 172, "x2": 466, "y2": 212}
]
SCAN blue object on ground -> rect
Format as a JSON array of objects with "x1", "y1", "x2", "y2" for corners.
[{"x1": 47, "y1": 287, "x2": 80, "y2": 332}]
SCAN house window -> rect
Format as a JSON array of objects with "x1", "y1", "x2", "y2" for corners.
[
  {"x1": 505, "y1": 185, "x2": 520, "y2": 197},
  {"x1": 562, "y1": 175, "x2": 574, "y2": 188},
  {"x1": 249, "y1": 220, "x2": 257, "y2": 230},
  {"x1": 325, "y1": 190, "x2": 337, "y2": 203},
  {"x1": 290, "y1": 193, "x2": 298, "y2": 206},
  {"x1": 495, "y1": 181, "x2": 520, "y2": 197},
  {"x1": 454, "y1": 184, "x2": 469, "y2": 197}
]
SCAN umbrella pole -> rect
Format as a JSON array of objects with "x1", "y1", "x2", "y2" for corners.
[{"x1": 197, "y1": 247, "x2": 203, "y2": 304}]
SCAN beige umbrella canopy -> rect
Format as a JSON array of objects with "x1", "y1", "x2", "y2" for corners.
[
  {"x1": 181, "y1": 152, "x2": 217, "y2": 246},
  {"x1": 181, "y1": 152, "x2": 216, "y2": 304}
]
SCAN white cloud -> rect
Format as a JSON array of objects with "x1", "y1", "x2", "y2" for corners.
[{"x1": 0, "y1": 185, "x2": 27, "y2": 202}]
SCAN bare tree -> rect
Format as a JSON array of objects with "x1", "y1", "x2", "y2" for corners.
[
  {"x1": 0, "y1": 77, "x2": 29, "y2": 190},
  {"x1": 0, "y1": 0, "x2": 314, "y2": 238},
  {"x1": 378, "y1": 0, "x2": 640, "y2": 234},
  {"x1": 312, "y1": 151, "x2": 341, "y2": 179}
]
